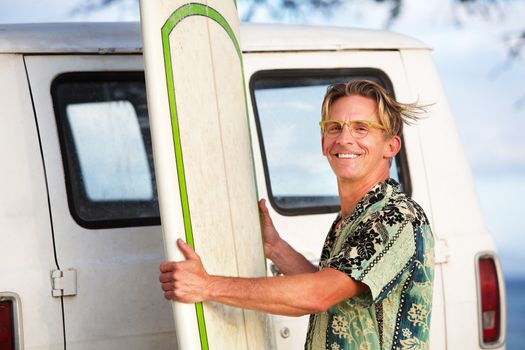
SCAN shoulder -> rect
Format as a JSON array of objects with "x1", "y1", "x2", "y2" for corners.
[{"x1": 381, "y1": 188, "x2": 429, "y2": 229}]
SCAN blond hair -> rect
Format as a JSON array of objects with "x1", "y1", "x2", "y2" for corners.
[{"x1": 321, "y1": 80, "x2": 427, "y2": 136}]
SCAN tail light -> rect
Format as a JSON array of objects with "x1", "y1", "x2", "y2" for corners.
[
  {"x1": 476, "y1": 253, "x2": 506, "y2": 347},
  {"x1": 0, "y1": 294, "x2": 21, "y2": 350},
  {"x1": 0, "y1": 300, "x2": 14, "y2": 350}
]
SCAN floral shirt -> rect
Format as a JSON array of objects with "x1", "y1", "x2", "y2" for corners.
[{"x1": 305, "y1": 179, "x2": 434, "y2": 350}]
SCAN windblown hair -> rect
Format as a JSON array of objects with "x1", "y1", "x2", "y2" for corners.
[{"x1": 321, "y1": 80, "x2": 428, "y2": 137}]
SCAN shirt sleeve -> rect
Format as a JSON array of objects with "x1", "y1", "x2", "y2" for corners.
[{"x1": 324, "y1": 215, "x2": 417, "y2": 304}]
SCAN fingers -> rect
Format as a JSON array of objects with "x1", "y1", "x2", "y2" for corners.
[
  {"x1": 160, "y1": 239, "x2": 200, "y2": 265},
  {"x1": 158, "y1": 263, "x2": 187, "y2": 301},
  {"x1": 159, "y1": 261, "x2": 175, "y2": 273},
  {"x1": 159, "y1": 266, "x2": 175, "y2": 300},
  {"x1": 259, "y1": 199, "x2": 273, "y2": 224},
  {"x1": 159, "y1": 240, "x2": 208, "y2": 303},
  {"x1": 177, "y1": 238, "x2": 200, "y2": 261},
  {"x1": 159, "y1": 262, "x2": 207, "y2": 303},
  {"x1": 258, "y1": 198, "x2": 268, "y2": 214},
  {"x1": 158, "y1": 239, "x2": 200, "y2": 287}
]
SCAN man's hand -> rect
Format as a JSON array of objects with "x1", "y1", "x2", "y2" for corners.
[
  {"x1": 259, "y1": 199, "x2": 318, "y2": 275},
  {"x1": 258, "y1": 199, "x2": 281, "y2": 260},
  {"x1": 159, "y1": 239, "x2": 211, "y2": 303}
]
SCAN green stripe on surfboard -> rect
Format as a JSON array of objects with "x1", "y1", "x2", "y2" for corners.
[{"x1": 161, "y1": 3, "x2": 253, "y2": 349}]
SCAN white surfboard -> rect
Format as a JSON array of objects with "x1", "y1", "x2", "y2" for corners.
[{"x1": 139, "y1": 1, "x2": 273, "y2": 349}]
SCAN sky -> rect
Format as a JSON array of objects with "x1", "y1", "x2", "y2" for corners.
[{"x1": 0, "y1": 0, "x2": 523, "y2": 277}]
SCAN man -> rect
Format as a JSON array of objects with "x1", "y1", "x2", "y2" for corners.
[{"x1": 159, "y1": 80, "x2": 434, "y2": 349}]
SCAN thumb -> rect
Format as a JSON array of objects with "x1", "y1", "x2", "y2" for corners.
[
  {"x1": 259, "y1": 199, "x2": 273, "y2": 224},
  {"x1": 259, "y1": 199, "x2": 269, "y2": 217},
  {"x1": 177, "y1": 238, "x2": 200, "y2": 261}
]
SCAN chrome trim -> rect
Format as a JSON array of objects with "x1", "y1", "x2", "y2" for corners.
[{"x1": 474, "y1": 251, "x2": 507, "y2": 349}]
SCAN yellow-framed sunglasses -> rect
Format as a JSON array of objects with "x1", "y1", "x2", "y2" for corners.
[{"x1": 319, "y1": 120, "x2": 386, "y2": 139}]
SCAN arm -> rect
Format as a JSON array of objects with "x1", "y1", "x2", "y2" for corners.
[
  {"x1": 159, "y1": 239, "x2": 368, "y2": 317},
  {"x1": 259, "y1": 199, "x2": 317, "y2": 275}
]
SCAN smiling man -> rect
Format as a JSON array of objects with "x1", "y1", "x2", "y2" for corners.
[{"x1": 159, "y1": 80, "x2": 434, "y2": 350}]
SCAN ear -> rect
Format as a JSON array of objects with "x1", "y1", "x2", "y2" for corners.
[
  {"x1": 384, "y1": 135, "x2": 401, "y2": 159},
  {"x1": 321, "y1": 135, "x2": 326, "y2": 156}
]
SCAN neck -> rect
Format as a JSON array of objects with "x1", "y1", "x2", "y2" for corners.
[{"x1": 337, "y1": 174, "x2": 389, "y2": 218}]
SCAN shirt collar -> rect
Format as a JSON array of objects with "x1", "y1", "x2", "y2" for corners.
[{"x1": 339, "y1": 178, "x2": 400, "y2": 224}]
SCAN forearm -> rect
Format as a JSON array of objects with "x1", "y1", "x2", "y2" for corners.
[
  {"x1": 269, "y1": 238, "x2": 318, "y2": 275},
  {"x1": 204, "y1": 269, "x2": 364, "y2": 317},
  {"x1": 160, "y1": 239, "x2": 367, "y2": 315},
  {"x1": 206, "y1": 275, "x2": 314, "y2": 316}
]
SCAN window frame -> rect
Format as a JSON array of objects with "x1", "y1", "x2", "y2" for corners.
[
  {"x1": 249, "y1": 68, "x2": 412, "y2": 216},
  {"x1": 51, "y1": 72, "x2": 160, "y2": 229}
]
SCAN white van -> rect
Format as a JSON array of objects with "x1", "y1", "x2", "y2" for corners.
[{"x1": 0, "y1": 22, "x2": 505, "y2": 349}]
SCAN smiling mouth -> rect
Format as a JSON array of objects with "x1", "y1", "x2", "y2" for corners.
[{"x1": 336, "y1": 153, "x2": 361, "y2": 159}]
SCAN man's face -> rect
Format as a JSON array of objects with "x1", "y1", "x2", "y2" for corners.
[{"x1": 322, "y1": 95, "x2": 400, "y2": 186}]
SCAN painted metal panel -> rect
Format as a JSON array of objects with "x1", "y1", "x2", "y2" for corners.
[
  {"x1": 0, "y1": 54, "x2": 63, "y2": 349},
  {"x1": 24, "y1": 54, "x2": 177, "y2": 349}
]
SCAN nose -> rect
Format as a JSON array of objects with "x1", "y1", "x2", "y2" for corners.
[{"x1": 336, "y1": 124, "x2": 355, "y2": 144}]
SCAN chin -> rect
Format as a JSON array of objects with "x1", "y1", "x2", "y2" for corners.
[{"x1": 336, "y1": 173, "x2": 362, "y2": 183}]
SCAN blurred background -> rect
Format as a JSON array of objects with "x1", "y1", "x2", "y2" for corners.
[{"x1": 1, "y1": 0, "x2": 523, "y2": 347}]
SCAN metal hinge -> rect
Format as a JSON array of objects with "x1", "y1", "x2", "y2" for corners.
[
  {"x1": 51, "y1": 268, "x2": 77, "y2": 297},
  {"x1": 434, "y1": 238, "x2": 450, "y2": 264}
]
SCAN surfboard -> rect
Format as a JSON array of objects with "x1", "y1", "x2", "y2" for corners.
[{"x1": 139, "y1": 1, "x2": 274, "y2": 349}]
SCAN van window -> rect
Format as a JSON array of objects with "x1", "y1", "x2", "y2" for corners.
[
  {"x1": 52, "y1": 73, "x2": 160, "y2": 228},
  {"x1": 250, "y1": 70, "x2": 410, "y2": 215}
]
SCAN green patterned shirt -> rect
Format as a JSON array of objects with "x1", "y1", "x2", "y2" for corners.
[{"x1": 305, "y1": 179, "x2": 434, "y2": 350}]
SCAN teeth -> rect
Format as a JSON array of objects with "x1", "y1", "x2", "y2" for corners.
[{"x1": 337, "y1": 153, "x2": 360, "y2": 159}]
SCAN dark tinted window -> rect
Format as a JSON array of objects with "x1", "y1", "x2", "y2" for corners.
[{"x1": 52, "y1": 73, "x2": 160, "y2": 228}]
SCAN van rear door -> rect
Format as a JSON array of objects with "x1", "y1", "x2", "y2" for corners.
[
  {"x1": 25, "y1": 55, "x2": 176, "y2": 349},
  {"x1": 0, "y1": 53, "x2": 63, "y2": 349}
]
